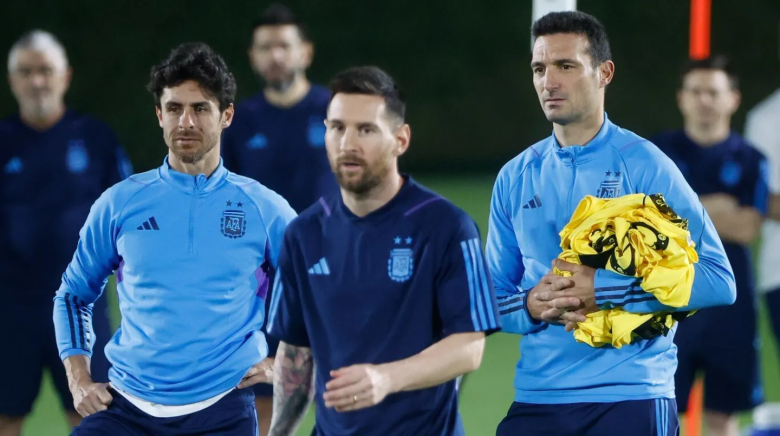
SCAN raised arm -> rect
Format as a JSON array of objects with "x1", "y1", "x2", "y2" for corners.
[{"x1": 322, "y1": 212, "x2": 498, "y2": 412}]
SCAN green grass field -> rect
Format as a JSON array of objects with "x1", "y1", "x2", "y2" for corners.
[{"x1": 22, "y1": 175, "x2": 780, "y2": 435}]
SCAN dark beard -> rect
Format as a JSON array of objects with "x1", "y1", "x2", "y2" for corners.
[
  {"x1": 262, "y1": 69, "x2": 300, "y2": 93},
  {"x1": 171, "y1": 138, "x2": 216, "y2": 164},
  {"x1": 266, "y1": 78, "x2": 294, "y2": 93},
  {"x1": 332, "y1": 158, "x2": 390, "y2": 198},
  {"x1": 335, "y1": 169, "x2": 382, "y2": 197}
]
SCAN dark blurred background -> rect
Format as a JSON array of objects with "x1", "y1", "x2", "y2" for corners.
[
  {"x1": 2, "y1": 1, "x2": 778, "y2": 174},
  {"x1": 5, "y1": 2, "x2": 780, "y2": 435}
]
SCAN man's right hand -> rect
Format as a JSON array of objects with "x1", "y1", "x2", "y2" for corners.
[
  {"x1": 71, "y1": 381, "x2": 113, "y2": 417},
  {"x1": 526, "y1": 273, "x2": 587, "y2": 324}
]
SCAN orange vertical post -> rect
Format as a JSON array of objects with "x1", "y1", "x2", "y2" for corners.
[
  {"x1": 690, "y1": 0, "x2": 711, "y2": 59},
  {"x1": 685, "y1": 379, "x2": 704, "y2": 436}
]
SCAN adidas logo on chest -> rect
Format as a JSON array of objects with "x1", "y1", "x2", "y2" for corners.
[{"x1": 308, "y1": 258, "x2": 330, "y2": 275}]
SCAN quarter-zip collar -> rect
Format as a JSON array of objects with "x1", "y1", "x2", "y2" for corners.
[
  {"x1": 550, "y1": 112, "x2": 615, "y2": 165},
  {"x1": 159, "y1": 156, "x2": 229, "y2": 194}
]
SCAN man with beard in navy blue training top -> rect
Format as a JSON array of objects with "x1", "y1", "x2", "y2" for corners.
[
  {"x1": 221, "y1": 4, "x2": 336, "y2": 214},
  {"x1": 653, "y1": 56, "x2": 769, "y2": 436},
  {"x1": 265, "y1": 66, "x2": 500, "y2": 436}
]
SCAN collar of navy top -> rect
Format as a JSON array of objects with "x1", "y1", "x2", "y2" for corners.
[
  {"x1": 338, "y1": 175, "x2": 416, "y2": 222},
  {"x1": 256, "y1": 85, "x2": 316, "y2": 111},
  {"x1": 13, "y1": 109, "x2": 75, "y2": 136},
  {"x1": 546, "y1": 112, "x2": 616, "y2": 165},
  {"x1": 680, "y1": 130, "x2": 742, "y2": 155},
  {"x1": 158, "y1": 156, "x2": 229, "y2": 193}
]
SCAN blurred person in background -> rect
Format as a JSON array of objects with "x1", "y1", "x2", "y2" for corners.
[
  {"x1": 652, "y1": 56, "x2": 768, "y2": 436},
  {"x1": 221, "y1": 3, "x2": 336, "y2": 214},
  {"x1": 744, "y1": 27, "x2": 780, "y2": 434},
  {"x1": 221, "y1": 5, "x2": 337, "y2": 433},
  {"x1": 0, "y1": 30, "x2": 131, "y2": 436}
]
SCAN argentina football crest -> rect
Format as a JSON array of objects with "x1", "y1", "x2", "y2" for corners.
[
  {"x1": 4, "y1": 156, "x2": 23, "y2": 174},
  {"x1": 597, "y1": 170, "x2": 622, "y2": 198},
  {"x1": 719, "y1": 161, "x2": 742, "y2": 187},
  {"x1": 246, "y1": 133, "x2": 267, "y2": 150},
  {"x1": 221, "y1": 210, "x2": 246, "y2": 238},
  {"x1": 388, "y1": 236, "x2": 414, "y2": 282},
  {"x1": 66, "y1": 140, "x2": 89, "y2": 173},
  {"x1": 307, "y1": 115, "x2": 326, "y2": 148}
]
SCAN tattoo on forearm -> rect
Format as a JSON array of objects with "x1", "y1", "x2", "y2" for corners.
[{"x1": 268, "y1": 343, "x2": 315, "y2": 436}]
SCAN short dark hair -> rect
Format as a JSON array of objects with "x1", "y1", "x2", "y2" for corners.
[
  {"x1": 251, "y1": 3, "x2": 308, "y2": 42},
  {"x1": 328, "y1": 66, "x2": 406, "y2": 123},
  {"x1": 679, "y1": 55, "x2": 739, "y2": 90},
  {"x1": 147, "y1": 42, "x2": 236, "y2": 112},
  {"x1": 532, "y1": 11, "x2": 612, "y2": 66}
]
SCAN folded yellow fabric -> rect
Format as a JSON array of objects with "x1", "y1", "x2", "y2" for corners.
[{"x1": 553, "y1": 193, "x2": 698, "y2": 348}]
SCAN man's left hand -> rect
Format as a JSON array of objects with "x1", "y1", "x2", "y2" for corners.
[{"x1": 323, "y1": 364, "x2": 392, "y2": 412}]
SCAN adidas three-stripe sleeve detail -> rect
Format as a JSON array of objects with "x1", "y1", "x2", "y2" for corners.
[{"x1": 435, "y1": 215, "x2": 500, "y2": 335}]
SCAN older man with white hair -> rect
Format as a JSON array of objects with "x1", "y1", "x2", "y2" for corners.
[{"x1": 0, "y1": 30, "x2": 131, "y2": 436}]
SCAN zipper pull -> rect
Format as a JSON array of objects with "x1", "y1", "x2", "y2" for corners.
[{"x1": 194, "y1": 174, "x2": 207, "y2": 190}]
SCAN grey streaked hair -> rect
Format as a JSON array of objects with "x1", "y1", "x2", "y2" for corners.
[{"x1": 7, "y1": 29, "x2": 68, "y2": 73}]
